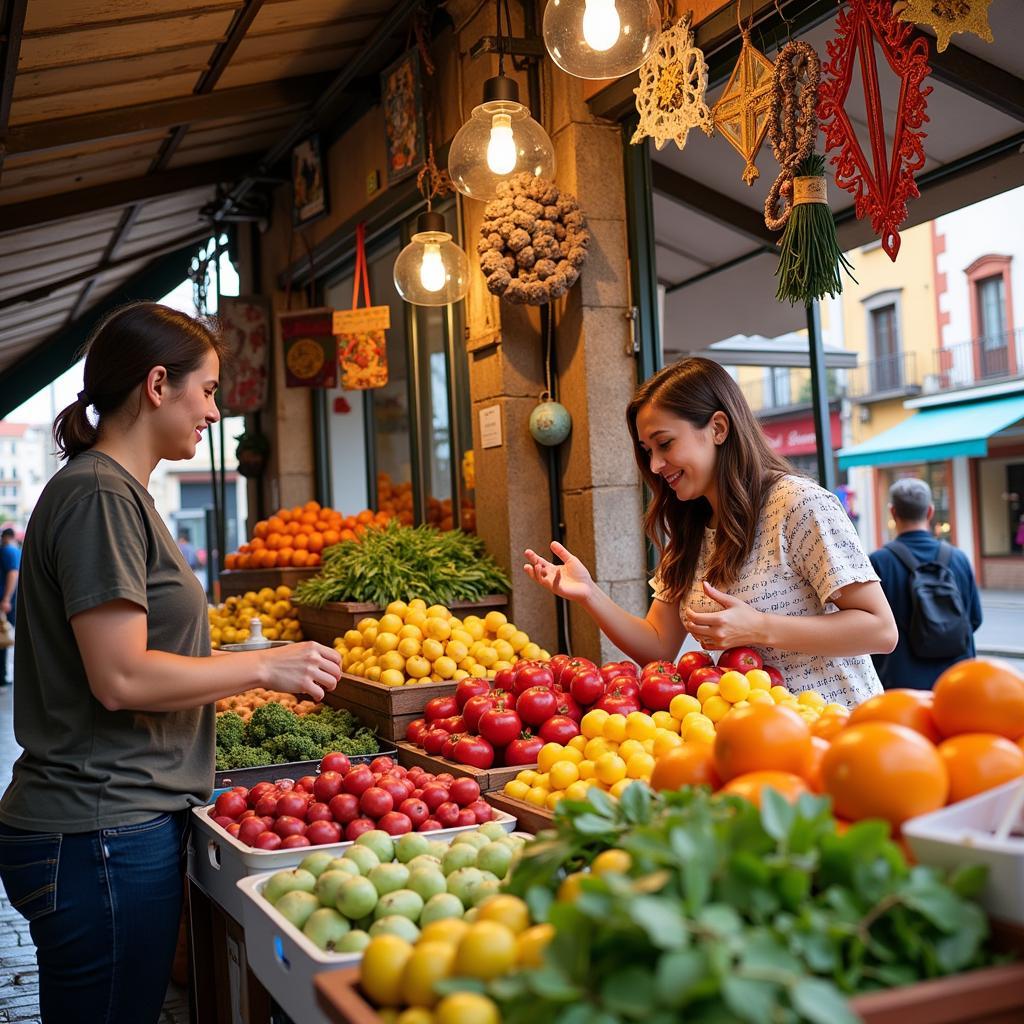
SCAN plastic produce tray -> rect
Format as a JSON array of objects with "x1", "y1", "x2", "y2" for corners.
[
  {"x1": 187, "y1": 805, "x2": 516, "y2": 922},
  {"x1": 214, "y1": 745, "x2": 397, "y2": 790}
]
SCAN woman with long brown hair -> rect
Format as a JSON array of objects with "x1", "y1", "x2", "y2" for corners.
[
  {"x1": 525, "y1": 357, "x2": 896, "y2": 706},
  {"x1": 0, "y1": 303, "x2": 341, "y2": 1024}
]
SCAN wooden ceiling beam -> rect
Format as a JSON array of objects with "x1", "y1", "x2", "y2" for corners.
[
  {"x1": 0, "y1": 0, "x2": 29, "y2": 177},
  {"x1": 0, "y1": 152, "x2": 258, "y2": 231},
  {"x1": 4, "y1": 75, "x2": 326, "y2": 157},
  {"x1": 926, "y1": 38, "x2": 1024, "y2": 124}
]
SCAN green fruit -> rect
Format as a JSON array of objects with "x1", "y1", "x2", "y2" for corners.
[
  {"x1": 336, "y1": 929, "x2": 371, "y2": 953},
  {"x1": 316, "y1": 870, "x2": 356, "y2": 910},
  {"x1": 275, "y1": 890, "x2": 320, "y2": 930},
  {"x1": 442, "y1": 845, "x2": 477, "y2": 876},
  {"x1": 406, "y1": 854, "x2": 442, "y2": 874},
  {"x1": 446, "y1": 867, "x2": 485, "y2": 908},
  {"x1": 501, "y1": 834, "x2": 527, "y2": 850},
  {"x1": 407, "y1": 867, "x2": 447, "y2": 902},
  {"x1": 428, "y1": 841, "x2": 450, "y2": 859},
  {"x1": 356, "y1": 829, "x2": 394, "y2": 863},
  {"x1": 472, "y1": 878, "x2": 501, "y2": 906},
  {"x1": 326, "y1": 857, "x2": 361, "y2": 876},
  {"x1": 368, "y1": 862, "x2": 411, "y2": 897},
  {"x1": 394, "y1": 833, "x2": 432, "y2": 863},
  {"x1": 373, "y1": 888, "x2": 424, "y2": 923},
  {"x1": 452, "y1": 832, "x2": 490, "y2": 851},
  {"x1": 420, "y1": 892, "x2": 464, "y2": 925},
  {"x1": 298, "y1": 851, "x2": 337, "y2": 879},
  {"x1": 303, "y1": 907, "x2": 351, "y2": 951},
  {"x1": 343, "y1": 845, "x2": 380, "y2": 875},
  {"x1": 264, "y1": 869, "x2": 316, "y2": 906},
  {"x1": 369, "y1": 915, "x2": 421, "y2": 943},
  {"x1": 337, "y1": 875, "x2": 379, "y2": 919},
  {"x1": 478, "y1": 822, "x2": 508, "y2": 841},
  {"x1": 476, "y1": 843, "x2": 513, "y2": 879}
]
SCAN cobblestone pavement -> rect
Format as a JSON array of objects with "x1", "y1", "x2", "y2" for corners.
[{"x1": 0, "y1": 685, "x2": 188, "y2": 1023}]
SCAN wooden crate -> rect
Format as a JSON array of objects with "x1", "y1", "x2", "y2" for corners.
[
  {"x1": 218, "y1": 567, "x2": 318, "y2": 597},
  {"x1": 316, "y1": 921, "x2": 1024, "y2": 1024},
  {"x1": 323, "y1": 674, "x2": 457, "y2": 742},
  {"x1": 296, "y1": 594, "x2": 508, "y2": 645},
  {"x1": 395, "y1": 741, "x2": 536, "y2": 793},
  {"x1": 486, "y1": 792, "x2": 556, "y2": 835}
]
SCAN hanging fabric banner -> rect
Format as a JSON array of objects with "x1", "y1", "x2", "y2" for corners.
[
  {"x1": 334, "y1": 223, "x2": 390, "y2": 389},
  {"x1": 280, "y1": 307, "x2": 339, "y2": 389},
  {"x1": 217, "y1": 295, "x2": 271, "y2": 413}
]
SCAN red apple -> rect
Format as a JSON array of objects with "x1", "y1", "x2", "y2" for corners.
[
  {"x1": 275, "y1": 792, "x2": 309, "y2": 821},
  {"x1": 255, "y1": 793, "x2": 280, "y2": 818},
  {"x1": 320, "y1": 752, "x2": 351, "y2": 774},
  {"x1": 360, "y1": 787, "x2": 393, "y2": 819},
  {"x1": 435, "y1": 802, "x2": 460, "y2": 827},
  {"x1": 247, "y1": 782, "x2": 276, "y2": 808},
  {"x1": 449, "y1": 777, "x2": 481, "y2": 807},
  {"x1": 214, "y1": 791, "x2": 247, "y2": 820},
  {"x1": 295, "y1": 775, "x2": 318, "y2": 793},
  {"x1": 312, "y1": 771, "x2": 344, "y2": 803},
  {"x1": 378, "y1": 811, "x2": 413, "y2": 836},
  {"x1": 253, "y1": 831, "x2": 282, "y2": 850},
  {"x1": 456, "y1": 808, "x2": 477, "y2": 827},
  {"x1": 305, "y1": 820, "x2": 342, "y2": 846},
  {"x1": 281, "y1": 834, "x2": 311, "y2": 849},
  {"x1": 399, "y1": 798, "x2": 429, "y2": 828},
  {"x1": 225, "y1": 822, "x2": 242, "y2": 838},
  {"x1": 716, "y1": 646, "x2": 763, "y2": 671},
  {"x1": 273, "y1": 816, "x2": 306, "y2": 839},
  {"x1": 213, "y1": 815, "x2": 235, "y2": 830},
  {"x1": 328, "y1": 792, "x2": 359, "y2": 824},
  {"x1": 418, "y1": 818, "x2": 442, "y2": 832},
  {"x1": 763, "y1": 664, "x2": 785, "y2": 687},
  {"x1": 467, "y1": 799, "x2": 493, "y2": 823},
  {"x1": 345, "y1": 818, "x2": 376, "y2": 841},
  {"x1": 420, "y1": 784, "x2": 449, "y2": 811},
  {"x1": 341, "y1": 765, "x2": 374, "y2": 796},
  {"x1": 238, "y1": 817, "x2": 267, "y2": 846},
  {"x1": 675, "y1": 650, "x2": 714, "y2": 682},
  {"x1": 306, "y1": 801, "x2": 333, "y2": 823}
]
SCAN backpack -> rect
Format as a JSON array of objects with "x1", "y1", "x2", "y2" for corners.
[{"x1": 885, "y1": 539, "x2": 971, "y2": 659}]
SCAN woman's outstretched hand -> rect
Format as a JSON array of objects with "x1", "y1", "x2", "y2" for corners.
[{"x1": 523, "y1": 541, "x2": 595, "y2": 603}]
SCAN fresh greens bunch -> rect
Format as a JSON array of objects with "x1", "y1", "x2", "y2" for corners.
[
  {"x1": 292, "y1": 520, "x2": 511, "y2": 608},
  {"x1": 441, "y1": 784, "x2": 994, "y2": 1024},
  {"x1": 215, "y1": 704, "x2": 380, "y2": 770}
]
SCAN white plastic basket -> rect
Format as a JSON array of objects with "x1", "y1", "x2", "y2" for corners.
[
  {"x1": 235, "y1": 831, "x2": 532, "y2": 1024},
  {"x1": 903, "y1": 778, "x2": 1024, "y2": 925},
  {"x1": 187, "y1": 806, "x2": 516, "y2": 922}
]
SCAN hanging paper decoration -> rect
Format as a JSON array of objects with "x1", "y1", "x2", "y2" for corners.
[
  {"x1": 477, "y1": 173, "x2": 590, "y2": 305},
  {"x1": 334, "y1": 223, "x2": 390, "y2": 389},
  {"x1": 631, "y1": 13, "x2": 712, "y2": 151},
  {"x1": 711, "y1": 28, "x2": 774, "y2": 185},
  {"x1": 216, "y1": 296, "x2": 271, "y2": 414},
  {"x1": 280, "y1": 309, "x2": 338, "y2": 389},
  {"x1": 895, "y1": 0, "x2": 993, "y2": 53},
  {"x1": 818, "y1": 0, "x2": 932, "y2": 261}
]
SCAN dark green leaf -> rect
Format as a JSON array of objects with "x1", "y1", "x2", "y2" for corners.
[
  {"x1": 627, "y1": 895, "x2": 688, "y2": 950},
  {"x1": 901, "y1": 871, "x2": 965, "y2": 932},
  {"x1": 722, "y1": 976, "x2": 779, "y2": 1024},
  {"x1": 600, "y1": 966, "x2": 655, "y2": 1019},
  {"x1": 618, "y1": 782, "x2": 652, "y2": 824},
  {"x1": 778, "y1": 867, "x2": 811, "y2": 910},
  {"x1": 586, "y1": 788, "x2": 617, "y2": 818},
  {"x1": 654, "y1": 949, "x2": 708, "y2": 1008},
  {"x1": 741, "y1": 932, "x2": 802, "y2": 976},
  {"x1": 948, "y1": 863, "x2": 988, "y2": 900},
  {"x1": 434, "y1": 976, "x2": 487, "y2": 996},
  {"x1": 526, "y1": 884, "x2": 554, "y2": 924},
  {"x1": 697, "y1": 903, "x2": 743, "y2": 937},
  {"x1": 573, "y1": 814, "x2": 619, "y2": 836},
  {"x1": 527, "y1": 966, "x2": 583, "y2": 1001},
  {"x1": 761, "y1": 788, "x2": 796, "y2": 842},
  {"x1": 790, "y1": 978, "x2": 860, "y2": 1024}
]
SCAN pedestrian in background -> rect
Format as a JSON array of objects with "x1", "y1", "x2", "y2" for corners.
[
  {"x1": 0, "y1": 526, "x2": 19, "y2": 687},
  {"x1": 869, "y1": 478, "x2": 981, "y2": 689}
]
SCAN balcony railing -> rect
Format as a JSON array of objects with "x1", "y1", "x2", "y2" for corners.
[
  {"x1": 845, "y1": 351, "x2": 921, "y2": 399},
  {"x1": 739, "y1": 371, "x2": 841, "y2": 415},
  {"x1": 926, "y1": 328, "x2": 1024, "y2": 392}
]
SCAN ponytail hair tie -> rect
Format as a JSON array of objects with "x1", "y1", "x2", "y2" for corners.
[{"x1": 78, "y1": 390, "x2": 90, "y2": 405}]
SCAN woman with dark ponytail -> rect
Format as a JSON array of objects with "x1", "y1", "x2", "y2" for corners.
[{"x1": 0, "y1": 303, "x2": 341, "y2": 1024}]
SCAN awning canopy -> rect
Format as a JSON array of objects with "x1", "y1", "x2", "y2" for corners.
[{"x1": 837, "y1": 393, "x2": 1024, "y2": 470}]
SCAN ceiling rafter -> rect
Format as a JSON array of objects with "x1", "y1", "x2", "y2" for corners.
[{"x1": 0, "y1": 0, "x2": 29, "y2": 178}]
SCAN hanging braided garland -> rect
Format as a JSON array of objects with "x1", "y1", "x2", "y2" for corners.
[{"x1": 764, "y1": 41, "x2": 853, "y2": 306}]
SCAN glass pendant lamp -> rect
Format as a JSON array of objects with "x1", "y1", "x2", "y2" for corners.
[
  {"x1": 393, "y1": 210, "x2": 470, "y2": 306},
  {"x1": 543, "y1": 0, "x2": 661, "y2": 79}
]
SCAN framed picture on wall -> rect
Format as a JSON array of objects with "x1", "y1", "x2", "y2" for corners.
[
  {"x1": 381, "y1": 49, "x2": 426, "y2": 185},
  {"x1": 291, "y1": 134, "x2": 329, "y2": 227}
]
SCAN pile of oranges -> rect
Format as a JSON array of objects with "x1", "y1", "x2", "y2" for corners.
[
  {"x1": 224, "y1": 501, "x2": 391, "y2": 571},
  {"x1": 377, "y1": 473, "x2": 476, "y2": 533}
]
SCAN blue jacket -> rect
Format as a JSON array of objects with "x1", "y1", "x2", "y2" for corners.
[{"x1": 869, "y1": 530, "x2": 982, "y2": 690}]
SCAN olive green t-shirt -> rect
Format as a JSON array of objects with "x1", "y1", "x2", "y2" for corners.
[{"x1": 0, "y1": 450, "x2": 215, "y2": 832}]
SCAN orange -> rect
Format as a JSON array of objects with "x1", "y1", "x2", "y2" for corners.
[
  {"x1": 340, "y1": 529, "x2": 356, "y2": 542},
  {"x1": 932, "y1": 659, "x2": 1024, "y2": 740},
  {"x1": 291, "y1": 550, "x2": 310, "y2": 567},
  {"x1": 357, "y1": 509, "x2": 374, "y2": 524},
  {"x1": 261, "y1": 551, "x2": 278, "y2": 568},
  {"x1": 938, "y1": 733, "x2": 1024, "y2": 804},
  {"x1": 248, "y1": 537, "x2": 265, "y2": 551},
  {"x1": 803, "y1": 736, "x2": 830, "y2": 793},
  {"x1": 812, "y1": 713, "x2": 849, "y2": 740},
  {"x1": 306, "y1": 553, "x2": 320, "y2": 567},
  {"x1": 649, "y1": 745, "x2": 720, "y2": 792},
  {"x1": 822, "y1": 722, "x2": 948, "y2": 826},
  {"x1": 293, "y1": 534, "x2": 309, "y2": 550},
  {"x1": 277, "y1": 547, "x2": 294, "y2": 565},
  {"x1": 253, "y1": 521, "x2": 268, "y2": 539},
  {"x1": 713, "y1": 704, "x2": 812, "y2": 782},
  {"x1": 720, "y1": 771, "x2": 810, "y2": 807},
  {"x1": 323, "y1": 530, "x2": 340, "y2": 547},
  {"x1": 224, "y1": 554, "x2": 238, "y2": 570},
  {"x1": 267, "y1": 516, "x2": 285, "y2": 533},
  {"x1": 307, "y1": 532, "x2": 324, "y2": 553},
  {"x1": 236, "y1": 554, "x2": 252, "y2": 569},
  {"x1": 848, "y1": 689, "x2": 940, "y2": 743},
  {"x1": 286, "y1": 522, "x2": 301, "y2": 536},
  {"x1": 304, "y1": 500, "x2": 321, "y2": 512}
]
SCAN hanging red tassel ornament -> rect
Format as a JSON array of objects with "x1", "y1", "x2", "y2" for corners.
[{"x1": 818, "y1": 0, "x2": 932, "y2": 261}]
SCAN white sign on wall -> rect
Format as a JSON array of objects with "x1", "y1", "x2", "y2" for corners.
[{"x1": 479, "y1": 406, "x2": 503, "y2": 449}]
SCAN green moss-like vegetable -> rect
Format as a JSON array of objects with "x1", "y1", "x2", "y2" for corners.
[
  {"x1": 244, "y1": 702, "x2": 300, "y2": 745},
  {"x1": 215, "y1": 712, "x2": 246, "y2": 751},
  {"x1": 215, "y1": 745, "x2": 270, "y2": 772}
]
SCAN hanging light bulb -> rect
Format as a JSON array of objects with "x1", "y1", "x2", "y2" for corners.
[
  {"x1": 582, "y1": 0, "x2": 621, "y2": 51},
  {"x1": 393, "y1": 211, "x2": 470, "y2": 307},
  {"x1": 543, "y1": 0, "x2": 661, "y2": 79},
  {"x1": 448, "y1": 76, "x2": 555, "y2": 201}
]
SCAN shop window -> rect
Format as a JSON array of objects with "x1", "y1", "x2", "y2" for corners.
[
  {"x1": 877, "y1": 463, "x2": 951, "y2": 542},
  {"x1": 869, "y1": 304, "x2": 900, "y2": 391},
  {"x1": 763, "y1": 366, "x2": 791, "y2": 408},
  {"x1": 979, "y1": 457, "x2": 1024, "y2": 556},
  {"x1": 977, "y1": 274, "x2": 1009, "y2": 377}
]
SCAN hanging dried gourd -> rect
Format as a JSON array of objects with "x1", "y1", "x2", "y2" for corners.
[
  {"x1": 631, "y1": 12, "x2": 712, "y2": 151},
  {"x1": 764, "y1": 41, "x2": 853, "y2": 306},
  {"x1": 711, "y1": 22, "x2": 774, "y2": 185},
  {"x1": 895, "y1": 0, "x2": 993, "y2": 52}
]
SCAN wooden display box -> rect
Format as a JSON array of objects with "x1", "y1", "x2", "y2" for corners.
[
  {"x1": 296, "y1": 594, "x2": 508, "y2": 646},
  {"x1": 218, "y1": 566, "x2": 318, "y2": 597},
  {"x1": 315, "y1": 921, "x2": 1024, "y2": 1024},
  {"x1": 324, "y1": 674, "x2": 458, "y2": 742},
  {"x1": 486, "y1": 792, "x2": 556, "y2": 835},
  {"x1": 395, "y1": 741, "x2": 535, "y2": 793}
]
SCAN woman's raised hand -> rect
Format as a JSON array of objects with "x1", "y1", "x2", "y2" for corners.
[
  {"x1": 524, "y1": 541, "x2": 595, "y2": 603},
  {"x1": 261, "y1": 641, "x2": 341, "y2": 702}
]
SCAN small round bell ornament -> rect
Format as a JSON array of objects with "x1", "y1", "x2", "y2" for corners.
[{"x1": 529, "y1": 393, "x2": 572, "y2": 446}]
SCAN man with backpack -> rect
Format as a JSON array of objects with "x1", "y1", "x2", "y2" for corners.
[{"x1": 869, "y1": 478, "x2": 982, "y2": 689}]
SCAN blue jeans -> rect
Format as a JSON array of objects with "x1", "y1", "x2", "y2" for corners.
[{"x1": 0, "y1": 812, "x2": 188, "y2": 1024}]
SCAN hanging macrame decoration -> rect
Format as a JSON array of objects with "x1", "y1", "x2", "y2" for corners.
[
  {"x1": 711, "y1": 28, "x2": 774, "y2": 184},
  {"x1": 764, "y1": 41, "x2": 854, "y2": 306},
  {"x1": 895, "y1": 0, "x2": 994, "y2": 52},
  {"x1": 477, "y1": 173, "x2": 590, "y2": 305},
  {"x1": 631, "y1": 12, "x2": 712, "y2": 151},
  {"x1": 818, "y1": 0, "x2": 932, "y2": 261}
]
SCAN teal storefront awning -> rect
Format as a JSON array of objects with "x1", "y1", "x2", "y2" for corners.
[{"x1": 837, "y1": 393, "x2": 1024, "y2": 470}]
